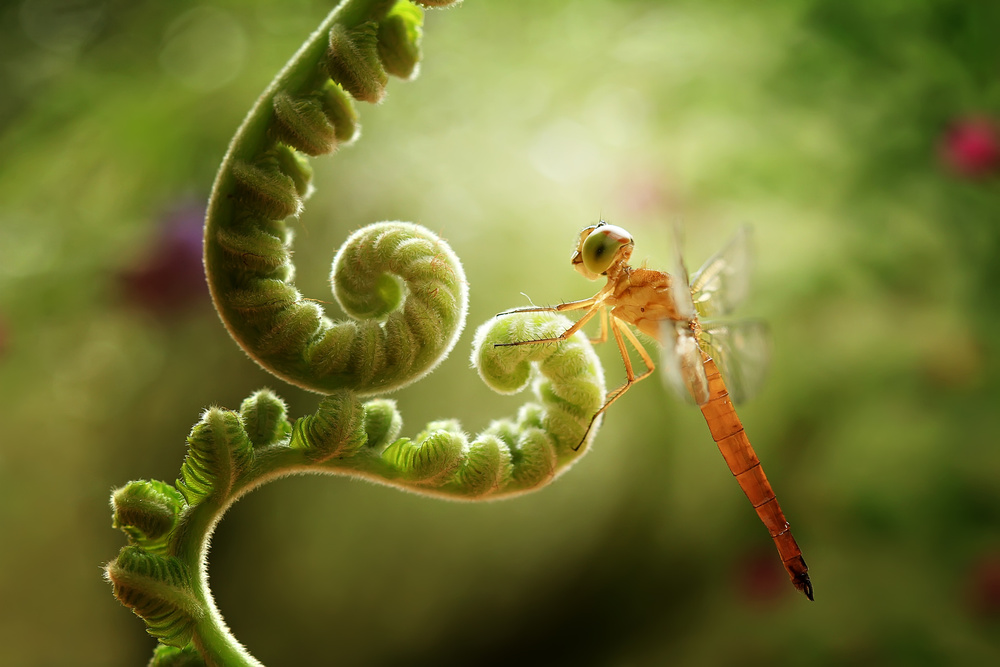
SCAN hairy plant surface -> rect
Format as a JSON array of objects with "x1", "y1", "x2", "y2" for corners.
[{"x1": 104, "y1": 2, "x2": 605, "y2": 664}]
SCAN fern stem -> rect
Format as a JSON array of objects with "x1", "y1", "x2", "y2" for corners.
[{"x1": 107, "y1": 2, "x2": 610, "y2": 664}]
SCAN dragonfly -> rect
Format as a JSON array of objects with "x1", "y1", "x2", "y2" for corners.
[{"x1": 495, "y1": 220, "x2": 813, "y2": 600}]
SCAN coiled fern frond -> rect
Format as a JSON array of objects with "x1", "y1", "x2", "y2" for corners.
[{"x1": 106, "y1": 2, "x2": 606, "y2": 665}]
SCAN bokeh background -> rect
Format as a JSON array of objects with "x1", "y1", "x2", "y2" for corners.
[{"x1": 2, "y1": 0, "x2": 1000, "y2": 664}]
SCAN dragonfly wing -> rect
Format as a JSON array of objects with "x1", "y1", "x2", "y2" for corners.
[
  {"x1": 697, "y1": 319, "x2": 770, "y2": 404},
  {"x1": 660, "y1": 319, "x2": 710, "y2": 406},
  {"x1": 690, "y1": 226, "x2": 752, "y2": 320},
  {"x1": 667, "y1": 220, "x2": 696, "y2": 320}
]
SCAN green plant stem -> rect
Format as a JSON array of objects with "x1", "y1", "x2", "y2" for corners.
[
  {"x1": 107, "y1": 2, "x2": 610, "y2": 663},
  {"x1": 192, "y1": 609, "x2": 261, "y2": 667}
]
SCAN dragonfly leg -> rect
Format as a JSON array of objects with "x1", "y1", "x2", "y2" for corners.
[
  {"x1": 618, "y1": 321, "x2": 656, "y2": 375},
  {"x1": 574, "y1": 316, "x2": 656, "y2": 450},
  {"x1": 493, "y1": 303, "x2": 600, "y2": 348},
  {"x1": 604, "y1": 318, "x2": 656, "y2": 402},
  {"x1": 495, "y1": 295, "x2": 598, "y2": 318},
  {"x1": 589, "y1": 307, "x2": 609, "y2": 345}
]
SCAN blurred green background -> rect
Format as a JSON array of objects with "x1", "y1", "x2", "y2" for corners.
[{"x1": 2, "y1": 0, "x2": 1000, "y2": 664}]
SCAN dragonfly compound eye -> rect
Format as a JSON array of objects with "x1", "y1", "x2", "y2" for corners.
[{"x1": 582, "y1": 224, "x2": 633, "y2": 275}]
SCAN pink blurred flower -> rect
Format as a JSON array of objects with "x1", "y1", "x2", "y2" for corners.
[
  {"x1": 940, "y1": 117, "x2": 999, "y2": 177},
  {"x1": 118, "y1": 204, "x2": 209, "y2": 315},
  {"x1": 615, "y1": 168, "x2": 676, "y2": 217}
]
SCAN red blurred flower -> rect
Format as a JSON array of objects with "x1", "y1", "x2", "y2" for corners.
[
  {"x1": 966, "y1": 550, "x2": 1000, "y2": 618},
  {"x1": 118, "y1": 204, "x2": 209, "y2": 315},
  {"x1": 734, "y1": 548, "x2": 786, "y2": 605},
  {"x1": 940, "y1": 117, "x2": 999, "y2": 177}
]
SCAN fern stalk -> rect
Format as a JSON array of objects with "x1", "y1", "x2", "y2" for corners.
[{"x1": 106, "y1": 2, "x2": 607, "y2": 665}]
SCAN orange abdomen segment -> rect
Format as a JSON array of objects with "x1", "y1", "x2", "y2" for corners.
[{"x1": 699, "y1": 356, "x2": 813, "y2": 600}]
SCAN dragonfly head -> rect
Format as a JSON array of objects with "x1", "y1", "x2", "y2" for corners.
[{"x1": 572, "y1": 221, "x2": 634, "y2": 281}]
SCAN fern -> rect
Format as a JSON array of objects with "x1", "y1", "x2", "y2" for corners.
[{"x1": 106, "y1": 2, "x2": 608, "y2": 664}]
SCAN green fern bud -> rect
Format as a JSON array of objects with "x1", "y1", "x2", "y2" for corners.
[
  {"x1": 268, "y1": 144, "x2": 315, "y2": 199},
  {"x1": 224, "y1": 278, "x2": 300, "y2": 321},
  {"x1": 383, "y1": 422, "x2": 464, "y2": 483},
  {"x1": 292, "y1": 391, "x2": 367, "y2": 461},
  {"x1": 230, "y1": 159, "x2": 302, "y2": 221},
  {"x1": 105, "y1": 546, "x2": 201, "y2": 647},
  {"x1": 320, "y1": 81, "x2": 360, "y2": 143},
  {"x1": 111, "y1": 480, "x2": 186, "y2": 553},
  {"x1": 508, "y1": 428, "x2": 558, "y2": 490},
  {"x1": 256, "y1": 302, "x2": 323, "y2": 357},
  {"x1": 176, "y1": 408, "x2": 254, "y2": 505},
  {"x1": 378, "y1": 2, "x2": 423, "y2": 80},
  {"x1": 327, "y1": 22, "x2": 388, "y2": 103},
  {"x1": 452, "y1": 434, "x2": 513, "y2": 497},
  {"x1": 239, "y1": 389, "x2": 291, "y2": 448},
  {"x1": 362, "y1": 399, "x2": 403, "y2": 449},
  {"x1": 271, "y1": 92, "x2": 340, "y2": 156},
  {"x1": 214, "y1": 223, "x2": 292, "y2": 276}
]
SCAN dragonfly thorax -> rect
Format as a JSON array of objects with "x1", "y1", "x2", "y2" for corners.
[{"x1": 608, "y1": 265, "x2": 682, "y2": 340}]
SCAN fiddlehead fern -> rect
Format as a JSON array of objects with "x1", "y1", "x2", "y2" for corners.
[
  {"x1": 206, "y1": 0, "x2": 467, "y2": 393},
  {"x1": 107, "y1": 1, "x2": 607, "y2": 664},
  {"x1": 108, "y1": 314, "x2": 604, "y2": 664}
]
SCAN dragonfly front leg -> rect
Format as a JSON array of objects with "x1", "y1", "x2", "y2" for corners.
[
  {"x1": 493, "y1": 303, "x2": 601, "y2": 348},
  {"x1": 495, "y1": 295, "x2": 599, "y2": 318}
]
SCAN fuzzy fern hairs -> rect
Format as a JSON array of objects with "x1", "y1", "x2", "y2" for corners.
[{"x1": 105, "y1": 2, "x2": 606, "y2": 665}]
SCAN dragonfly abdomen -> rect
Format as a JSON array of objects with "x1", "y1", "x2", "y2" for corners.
[{"x1": 699, "y1": 356, "x2": 814, "y2": 601}]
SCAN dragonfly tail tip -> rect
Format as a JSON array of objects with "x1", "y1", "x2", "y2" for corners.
[{"x1": 798, "y1": 574, "x2": 814, "y2": 601}]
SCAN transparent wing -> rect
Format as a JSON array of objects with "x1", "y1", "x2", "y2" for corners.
[
  {"x1": 660, "y1": 319, "x2": 710, "y2": 406},
  {"x1": 667, "y1": 219, "x2": 696, "y2": 321},
  {"x1": 660, "y1": 223, "x2": 765, "y2": 406},
  {"x1": 696, "y1": 319, "x2": 770, "y2": 404},
  {"x1": 690, "y1": 226, "x2": 752, "y2": 320}
]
